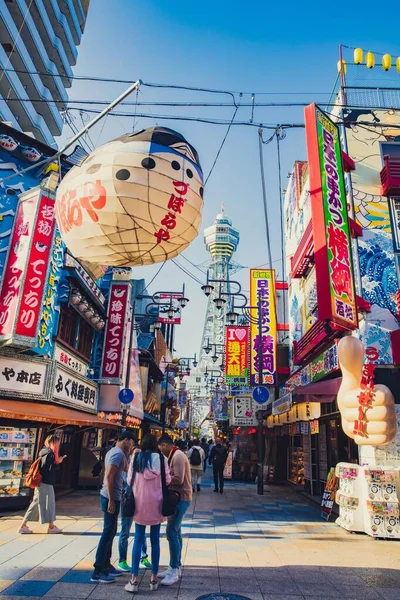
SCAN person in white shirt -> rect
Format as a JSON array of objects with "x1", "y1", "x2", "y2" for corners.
[{"x1": 186, "y1": 439, "x2": 205, "y2": 492}]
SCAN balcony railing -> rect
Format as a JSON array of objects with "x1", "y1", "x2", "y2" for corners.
[{"x1": 380, "y1": 155, "x2": 400, "y2": 197}]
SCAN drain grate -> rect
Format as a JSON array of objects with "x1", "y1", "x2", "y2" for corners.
[{"x1": 196, "y1": 596, "x2": 253, "y2": 600}]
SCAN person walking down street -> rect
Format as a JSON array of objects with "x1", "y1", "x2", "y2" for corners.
[
  {"x1": 187, "y1": 439, "x2": 205, "y2": 492},
  {"x1": 91, "y1": 430, "x2": 136, "y2": 584},
  {"x1": 200, "y1": 437, "x2": 209, "y2": 472},
  {"x1": 118, "y1": 439, "x2": 152, "y2": 573},
  {"x1": 124, "y1": 434, "x2": 171, "y2": 594},
  {"x1": 209, "y1": 437, "x2": 228, "y2": 494},
  {"x1": 18, "y1": 435, "x2": 66, "y2": 534},
  {"x1": 158, "y1": 434, "x2": 192, "y2": 587}
]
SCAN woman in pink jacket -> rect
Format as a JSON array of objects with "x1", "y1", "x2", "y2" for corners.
[{"x1": 125, "y1": 434, "x2": 171, "y2": 593}]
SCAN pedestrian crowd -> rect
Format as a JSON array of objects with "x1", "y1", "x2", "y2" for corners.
[{"x1": 18, "y1": 431, "x2": 229, "y2": 593}]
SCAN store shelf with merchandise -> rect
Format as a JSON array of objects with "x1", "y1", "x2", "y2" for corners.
[{"x1": 0, "y1": 428, "x2": 37, "y2": 503}]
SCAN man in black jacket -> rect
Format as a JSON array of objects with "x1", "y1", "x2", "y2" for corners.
[
  {"x1": 200, "y1": 437, "x2": 209, "y2": 472},
  {"x1": 209, "y1": 438, "x2": 228, "y2": 494}
]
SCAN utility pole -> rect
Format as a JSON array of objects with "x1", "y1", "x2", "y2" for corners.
[{"x1": 257, "y1": 293, "x2": 265, "y2": 496}]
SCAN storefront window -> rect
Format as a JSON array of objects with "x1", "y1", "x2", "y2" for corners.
[
  {"x1": 0, "y1": 428, "x2": 37, "y2": 500},
  {"x1": 58, "y1": 305, "x2": 94, "y2": 361},
  {"x1": 77, "y1": 319, "x2": 94, "y2": 360}
]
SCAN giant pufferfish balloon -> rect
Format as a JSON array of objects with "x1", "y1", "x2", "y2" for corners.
[{"x1": 55, "y1": 127, "x2": 204, "y2": 267}]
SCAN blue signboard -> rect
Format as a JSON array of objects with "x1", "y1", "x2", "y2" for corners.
[
  {"x1": 119, "y1": 388, "x2": 134, "y2": 404},
  {"x1": 252, "y1": 386, "x2": 270, "y2": 405}
]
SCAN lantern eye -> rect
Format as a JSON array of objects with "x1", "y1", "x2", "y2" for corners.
[
  {"x1": 87, "y1": 163, "x2": 101, "y2": 174},
  {"x1": 199, "y1": 186, "x2": 204, "y2": 198},
  {"x1": 186, "y1": 168, "x2": 193, "y2": 179},
  {"x1": 141, "y1": 157, "x2": 156, "y2": 170},
  {"x1": 171, "y1": 160, "x2": 181, "y2": 171},
  {"x1": 116, "y1": 168, "x2": 131, "y2": 181}
]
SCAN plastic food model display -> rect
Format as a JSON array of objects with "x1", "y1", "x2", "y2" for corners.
[
  {"x1": 55, "y1": 127, "x2": 204, "y2": 268},
  {"x1": 0, "y1": 429, "x2": 36, "y2": 501}
]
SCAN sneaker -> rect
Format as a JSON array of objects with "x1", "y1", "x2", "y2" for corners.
[
  {"x1": 90, "y1": 572, "x2": 115, "y2": 584},
  {"x1": 214, "y1": 488, "x2": 219, "y2": 493},
  {"x1": 140, "y1": 557, "x2": 152, "y2": 570},
  {"x1": 17, "y1": 525, "x2": 32, "y2": 534},
  {"x1": 118, "y1": 561, "x2": 131, "y2": 572},
  {"x1": 150, "y1": 577, "x2": 159, "y2": 591},
  {"x1": 161, "y1": 568, "x2": 180, "y2": 586},
  {"x1": 125, "y1": 579, "x2": 139, "y2": 593},
  {"x1": 107, "y1": 564, "x2": 122, "y2": 577},
  {"x1": 47, "y1": 526, "x2": 62, "y2": 534},
  {"x1": 158, "y1": 567, "x2": 173, "y2": 579}
]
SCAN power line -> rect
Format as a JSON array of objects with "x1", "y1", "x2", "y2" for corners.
[
  {"x1": 141, "y1": 261, "x2": 167, "y2": 294},
  {"x1": 205, "y1": 99, "x2": 240, "y2": 186},
  {"x1": 180, "y1": 254, "x2": 207, "y2": 274},
  {"x1": 171, "y1": 259, "x2": 204, "y2": 286}
]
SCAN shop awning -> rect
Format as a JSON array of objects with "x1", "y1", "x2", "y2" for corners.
[
  {"x1": 0, "y1": 400, "x2": 118, "y2": 428},
  {"x1": 294, "y1": 377, "x2": 342, "y2": 403}
]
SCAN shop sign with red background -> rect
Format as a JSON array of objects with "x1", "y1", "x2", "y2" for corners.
[
  {"x1": 305, "y1": 104, "x2": 357, "y2": 330},
  {"x1": 0, "y1": 188, "x2": 55, "y2": 346},
  {"x1": 101, "y1": 282, "x2": 130, "y2": 382},
  {"x1": 158, "y1": 293, "x2": 182, "y2": 324},
  {"x1": 225, "y1": 326, "x2": 249, "y2": 385}
]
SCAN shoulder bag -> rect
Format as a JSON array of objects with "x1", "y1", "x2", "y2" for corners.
[
  {"x1": 121, "y1": 456, "x2": 136, "y2": 518},
  {"x1": 160, "y1": 452, "x2": 181, "y2": 517}
]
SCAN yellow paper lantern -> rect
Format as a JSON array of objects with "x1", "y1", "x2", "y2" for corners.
[
  {"x1": 354, "y1": 48, "x2": 363, "y2": 64},
  {"x1": 55, "y1": 127, "x2": 204, "y2": 267},
  {"x1": 337, "y1": 59, "x2": 347, "y2": 74},
  {"x1": 382, "y1": 54, "x2": 392, "y2": 71},
  {"x1": 366, "y1": 51, "x2": 375, "y2": 68},
  {"x1": 397, "y1": 57, "x2": 400, "y2": 73}
]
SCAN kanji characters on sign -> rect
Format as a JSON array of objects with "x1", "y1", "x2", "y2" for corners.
[
  {"x1": 225, "y1": 326, "x2": 249, "y2": 384},
  {"x1": 154, "y1": 181, "x2": 188, "y2": 244},
  {"x1": 101, "y1": 282, "x2": 129, "y2": 380}
]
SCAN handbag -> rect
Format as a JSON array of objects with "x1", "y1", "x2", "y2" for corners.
[
  {"x1": 160, "y1": 451, "x2": 180, "y2": 517},
  {"x1": 121, "y1": 458, "x2": 136, "y2": 518}
]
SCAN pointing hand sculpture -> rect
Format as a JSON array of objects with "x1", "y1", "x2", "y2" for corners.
[{"x1": 337, "y1": 336, "x2": 396, "y2": 446}]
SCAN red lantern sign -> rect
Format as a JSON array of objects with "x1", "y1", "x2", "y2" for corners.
[{"x1": 101, "y1": 282, "x2": 130, "y2": 382}]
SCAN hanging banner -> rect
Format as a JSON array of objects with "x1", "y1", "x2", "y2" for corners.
[
  {"x1": 15, "y1": 193, "x2": 56, "y2": 344},
  {"x1": 249, "y1": 269, "x2": 277, "y2": 385},
  {"x1": 305, "y1": 104, "x2": 357, "y2": 330},
  {"x1": 225, "y1": 326, "x2": 249, "y2": 385},
  {"x1": 0, "y1": 189, "x2": 38, "y2": 343},
  {"x1": 35, "y1": 230, "x2": 64, "y2": 356},
  {"x1": 101, "y1": 282, "x2": 130, "y2": 382},
  {"x1": 158, "y1": 293, "x2": 182, "y2": 324}
]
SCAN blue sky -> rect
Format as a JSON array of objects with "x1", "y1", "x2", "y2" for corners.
[{"x1": 58, "y1": 0, "x2": 400, "y2": 357}]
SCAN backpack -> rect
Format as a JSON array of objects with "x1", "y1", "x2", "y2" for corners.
[
  {"x1": 26, "y1": 457, "x2": 42, "y2": 488},
  {"x1": 190, "y1": 447, "x2": 202, "y2": 466}
]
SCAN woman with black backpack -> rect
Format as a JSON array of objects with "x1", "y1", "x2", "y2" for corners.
[
  {"x1": 18, "y1": 434, "x2": 66, "y2": 534},
  {"x1": 186, "y1": 439, "x2": 205, "y2": 492}
]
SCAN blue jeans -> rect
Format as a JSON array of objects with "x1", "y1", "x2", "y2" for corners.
[
  {"x1": 131, "y1": 524, "x2": 160, "y2": 576},
  {"x1": 93, "y1": 495, "x2": 120, "y2": 574},
  {"x1": 118, "y1": 514, "x2": 148, "y2": 562},
  {"x1": 166, "y1": 501, "x2": 191, "y2": 569}
]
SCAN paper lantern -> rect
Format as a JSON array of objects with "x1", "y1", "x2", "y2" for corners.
[
  {"x1": 354, "y1": 48, "x2": 363, "y2": 64},
  {"x1": 366, "y1": 51, "x2": 375, "y2": 68},
  {"x1": 337, "y1": 59, "x2": 347, "y2": 74},
  {"x1": 55, "y1": 127, "x2": 204, "y2": 267},
  {"x1": 382, "y1": 54, "x2": 392, "y2": 71},
  {"x1": 397, "y1": 57, "x2": 400, "y2": 74}
]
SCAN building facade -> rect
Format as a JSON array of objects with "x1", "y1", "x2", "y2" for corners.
[{"x1": 0, "y1": 0, "x2": 90, "y2": 145}]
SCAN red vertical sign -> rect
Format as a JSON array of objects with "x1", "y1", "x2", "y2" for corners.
[
  {"x1": 101, "y1": 282, "x2": 129, "y2": 381},
  {"x1": 0, "y1": 193, "x2": 38, "y2": 341},
  {"x1": 15, "y1": 194, "x2": 56, "y2": 341}
]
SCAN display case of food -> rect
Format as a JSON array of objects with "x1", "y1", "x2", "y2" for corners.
[
  {"x1": 0, "y1": 428, "x2": 37, "y2": 502},
  {"x1": 289, "y1": 447, "x2": 305, "y2": 485}
]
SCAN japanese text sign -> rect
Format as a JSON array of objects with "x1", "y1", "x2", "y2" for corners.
[
  {"x1": 0, "y1": 191, "x2": 38, "y2": 342},
  {"x1": 101, "y1": 282, "x2": 129, "y2": 382},
  {"x1": 35, "y1": 231, "x2": 64, "y2": 356},
  {"x1": 225, "y1": 326, "x2": 249, "y2": 384},
  {"x1": 154, "y1": 180, "x2": 189, "y2": 245},
  {"x1": 15, "y1": 193, "x2": 56, "y2": 343},
  {"x1": 158, "y1": 293, "x2": 182, "y2": 324},
  {"x1": 0, "y1": 356, "x2": 47, "y2": 397},
  {"x1": 54, "y1": 365, "x2": 97, "y2": 413},
  {"x1": 249, "y1": 269, "x2": 277, "y2": 385},
  {"x1": 230, "y1": 396, "x2": 257, "y2": 426},
  {"x1": 55, "y1": 344, "x2": 88, "y2": 376},
  {"x1": 305, "y1": 104, "x2": 357, "y2": 330}
]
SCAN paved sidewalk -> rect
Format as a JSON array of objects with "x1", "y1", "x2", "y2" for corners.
[{"x1": 1, "y1": 471, "x2": 400, "y2": 600}]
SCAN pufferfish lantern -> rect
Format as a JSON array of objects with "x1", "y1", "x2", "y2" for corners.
[{"x1": 55, "y1": 127, "x2": 204, "y2": 267}]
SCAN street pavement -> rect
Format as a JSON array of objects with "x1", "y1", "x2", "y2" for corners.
[{"x1": 1, "y1": 470, "x2": 400, "y2": 600}]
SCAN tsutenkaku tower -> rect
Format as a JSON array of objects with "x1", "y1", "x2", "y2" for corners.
[{"x1": 199, "y1": 207, "x2": 241, "y2": 371}]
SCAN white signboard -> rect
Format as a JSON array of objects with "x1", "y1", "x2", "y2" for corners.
[
  {"x1": 53, "y1": 365, "x2": 98, "y2": 413},
  {"x1": 0, "y1": 357, "x2": 47, "y2": 397},
  {"x1": 231, "y1": 395, "x2": 258, "y2": 426},
  {"x1": 55, "y1": 344, "x2": 88, "y2": 376}
]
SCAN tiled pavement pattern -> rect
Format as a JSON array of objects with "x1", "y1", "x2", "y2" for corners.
[{"x1": 1, "y1": 472, "x2": 400, "y2": 600}]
